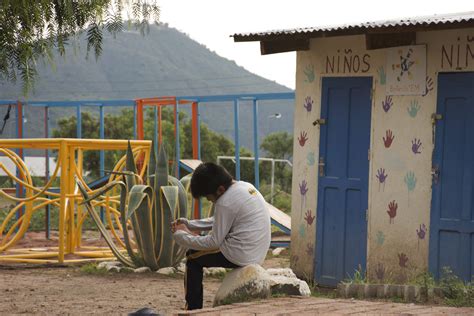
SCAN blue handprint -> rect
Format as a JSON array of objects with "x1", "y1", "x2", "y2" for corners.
[
  {"x1": 404, "y1": 171, "x2": 417, "y2": 206},
  {"x1": 298, "y1": 223, "x2": 306, "y2": 238},
  {"x1": 377, "y1": 66, "x2": 386, "y2": 85},
  {"x1": 407, "y1": 99, "x2": 420, "y2": 118},
  {"x1": 376, "y1": 231, "x2": 385, "y2": 245},
  {"x1": 307, "y1": 152, "x2": 315, "y2": 166},
  {"x1": 304, "y1": 64, "x2": 315, "y2": 83}
]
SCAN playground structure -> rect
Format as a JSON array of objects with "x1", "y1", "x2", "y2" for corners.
[
  {"x1": 0, "y1": 138, "x2": 151, "y2": 263},
  {"x1": 0, "y1": 93, "x2": 294, "y2": 264}
]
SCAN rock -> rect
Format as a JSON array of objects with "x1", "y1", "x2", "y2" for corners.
[
  {"x1": 204, "y1": 267, "x2": 227, "y2": 277},
  {"x1": 269, "y1": 276, "x2": 311, "y2": 296},
  {"x1": 107, "y1": 266, "x2": 121, "y2": 273},
  {"x1": 156, "y1": 267, "x2": 176, "y2": 275},
  {"x1": 134, "y1": 267, "x2": 152, "y2": 273},
  {"x1": 213, "y1": 264, "x2": 271, "y2": 307},
  {"x1": 121, "y1": 267, "x2": 135, "y2": 273},
  {"x1": 98, "y1": 261, "x2": 120, "y2": 269},
  {"x1": 176, "y1": 262, "x2": 186, "y2": 274},
  {"x1": 266, "y1": 268, "x2": 296, "y2": 279},
  {"x1": 272, "y1": 247, "x2": 286, "y2": 256}
]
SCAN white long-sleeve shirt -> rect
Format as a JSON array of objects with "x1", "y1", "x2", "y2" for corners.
[{"x1": 173, "y1": 181, "x2": 271, "y2": 266}]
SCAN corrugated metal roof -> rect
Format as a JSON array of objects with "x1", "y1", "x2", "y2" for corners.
[{"x1": 232, "y1": 11, "x2": 474, "y2": 41}]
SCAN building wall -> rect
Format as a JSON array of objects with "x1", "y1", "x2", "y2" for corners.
[{"x1": 291, "y1": 28, "x2": 474, "y2": 282}]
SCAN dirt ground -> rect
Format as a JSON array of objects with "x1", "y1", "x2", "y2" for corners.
[{"x1": 0, "y1": 252, "x2": 290, "y2": 315}]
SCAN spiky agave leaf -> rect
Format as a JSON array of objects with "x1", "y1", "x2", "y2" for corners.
[
  {"x1": 168, "y1": 175, "x2": 188, "y2": 262},
  {"x1": 153, "y1": 142, "x2": 169, "y2": 256},
  {"x1": 127, "y1": 185, "x2": 159, "y2": 270},
  {"x1": 125, "y1": 141, "x2": 138, "y2": 191},
  {"x1": 157, "y1": 186, "x2": 178, "y2": 268},
  {"x1": 75, "y1": 178, "x2": 134, "y2": 267}
]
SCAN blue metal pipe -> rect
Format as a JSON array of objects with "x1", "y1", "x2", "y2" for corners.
[
  {"x1": 154, "y1": 106, "x2": 158, "y2": 153},
  {"x1": 234, "y1": 99, "x2": 240, "y2": 180},
  {"x1": 253, "y1": 100, "x2": 260, "y2": 189},
  {"x1": 175, "y1": 100, "x2": 180, "y2": 178}
]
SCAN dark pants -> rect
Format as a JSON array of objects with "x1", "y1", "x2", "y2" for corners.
[{"x1": 185, "y1": 250, "x2": 239, "y2": 310}]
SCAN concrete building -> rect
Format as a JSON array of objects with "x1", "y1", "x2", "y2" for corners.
[{"x1": 234, "y1": 12, "x2": 474, "y2": 285}]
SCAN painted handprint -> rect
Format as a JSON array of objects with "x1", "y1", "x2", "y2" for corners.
[
  {"x1": 417, "y1": 223, "x2": 427, "y2": 249},
  {"x1": 299, "y1": 180, "x2": 308, "y2": 196},
  {"x1": 376, "y1": 231, "x2": 385, "y2": 245},
  {"x1": 377, "y1": 66, "x2": 386, "y2": 85},
  {"x1": 307, "y1": 152, "x2": 315, "y2": 166},
  {"x1": 423, "y1": 76, "x2": 434, "y2": 96},
  {"x1": 382, "y1": 96, "x2": 393, "y2": 113},
  {"x1": 383, "y1": 130, "x2": 394, "y2": 148},
  {"x1": 298, "y1": 131, "x2": 308, "y2": 147},
  {"x1": 398, "y1": 253, "x2": 408, "y2": 268},
  {"x1": 304, "y1": 64, "x2": 315, "y2": 83},
  {"x1": 387, "y1": 200, "x2": 397, "y2": 224},
  {"x1": 376, "y1": 168, "x2": 388, "y2": 191},
  {"x1": 411, "y1": 138, "x2": 422, "y2": 154},
  {"x1": 404, "y1": 171, "x2": 417, "y2": 206},
  {"x1": 304, "y1": 210, "x2": 315, "y2": 225},
  {"x1": 407, "y1": 99, "x2": 420, "y2": 118},
  {"x1": 306, "y1": 243, "x2": 314, "y2": 257},
  {"x1": 375, "y1": 263, "x2": 385, "y2": 281},
  {"x1": 298, "y1": 223, "x2": 306, "y2": 238},
  {"x1": 304, "y1": 96, "x2": 313, "y2": 113},
  {"x1": 299, "y1": 179, "x2": 308, "y2": 214}
]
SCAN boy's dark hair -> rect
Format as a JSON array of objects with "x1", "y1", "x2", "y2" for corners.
[{"x1": 190, "y1": 162, "x2": 233, "y2": 198}]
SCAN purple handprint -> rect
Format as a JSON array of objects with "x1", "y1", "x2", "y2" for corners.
[
  {"x1": 417, "y1": 224, "x2": 427, "y2": 249},
  {"x1": 382, "y1": 96, "x2": 393, "y2": 113},
  {"x1": 423, "y1": 76, "x2": 434, "y2": 96},
  {"x1": 299, "y1": 180, "x2": 308, "y2": 215},
  {"x1": 299, "y1": 180, "x2": 308, "y2": 196},
  {"x1": 306, "y1": 243, "x2": 314, "y2": 257},
  {"x1": 304, "y1": 96, "x2": 313, "y2": 114},
  {"x1": 411, "y1": 138, "x2": 422, "y2": 154},
  {"x1": 376, "y1": 168, "x2": 388, "y2": 191}
]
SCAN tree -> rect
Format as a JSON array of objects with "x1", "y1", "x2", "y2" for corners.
[
  {"x1": 259, "y1": 131, "x2": 293, "y2": 192},
  {"x1": 0, "y1": 0, "x2": 159, "y2": 94}
]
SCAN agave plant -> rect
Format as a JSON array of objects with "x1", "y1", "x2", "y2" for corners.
[{"x1": 76, "y1": 141, "x2": 191, "y2": 270}]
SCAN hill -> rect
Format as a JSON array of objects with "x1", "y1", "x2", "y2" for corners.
[{"x1": 0, "y1": 24, "x2": 294, "y2": 152}]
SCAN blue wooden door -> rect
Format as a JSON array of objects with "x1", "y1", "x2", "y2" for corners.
[
  {"x1": 315, "y1": 77, "x2": 372, "y2": 287},
  {"x1": 429, "y1": 72, "x2": 474, "y2": 282}
]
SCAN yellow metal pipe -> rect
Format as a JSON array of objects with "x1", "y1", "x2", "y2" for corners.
[
  {"x1": 58, "y1": 140, "x2": 67, "y2": 263},
  {"x1": 67, "y1": 145, "x2": 75, "y2": 253},
  {"x1": 0, "y1": 252, "x2": 58, "y2": 259}
]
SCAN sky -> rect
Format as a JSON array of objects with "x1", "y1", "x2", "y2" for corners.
[{"x1": 156, "y1": 0, "x2": 473, "y2": 89}]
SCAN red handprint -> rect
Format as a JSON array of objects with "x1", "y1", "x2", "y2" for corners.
[
  {"x1": 398, "y1": 253, "x2": 408, "y2": 268},
  {"x1": 304, "y1": 210, "x2": 315, "y2": 225},
  {"x1": 383, "y1": 130, "x2": 394, "y2": 148},
  {"x1": 387, "y1": 200, "x2": 397, "y2": 224},
  {"x1": 298, "y1": 131, "x2": 308, "y2": 147}
]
